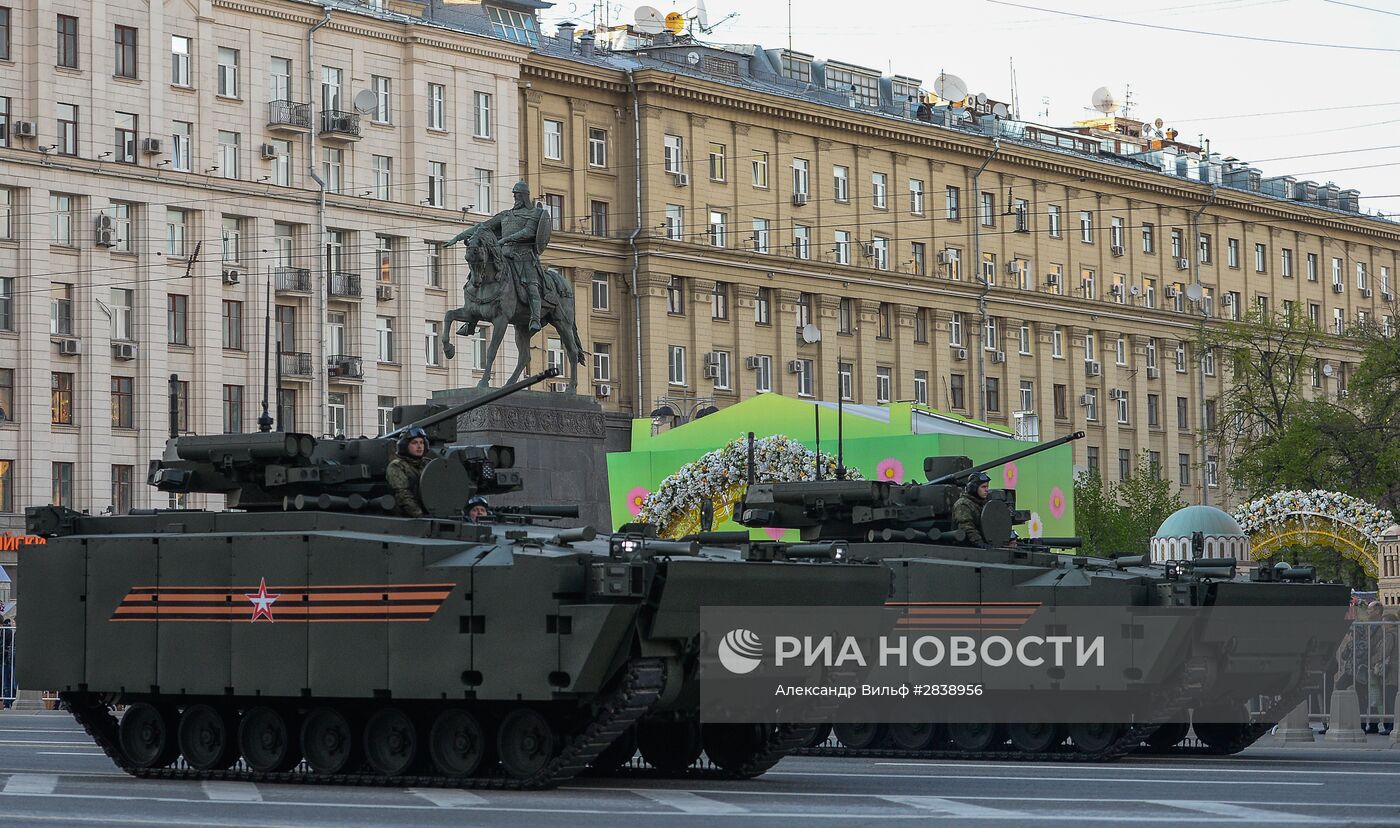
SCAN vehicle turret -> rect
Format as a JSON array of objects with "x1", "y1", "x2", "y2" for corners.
[
  {"x1": 738, "y1": 431, "x2": 1084, "y2": 546},
  {"x1": 145, "y1": 369, "x2": 558, "y2": 515}
]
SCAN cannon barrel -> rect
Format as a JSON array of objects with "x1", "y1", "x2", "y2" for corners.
[
  {"x1": 496, "y1": 504, "x2": 580, "y2": 518},
  {"x1": 386, "y1": 367, "x2": 559, "y2": 439},
  {"x1": 1034, "y1": 536, "x2": 1083, "y2": 549},
  {"x1": 926, "y1": 430, "x2": 1085, "y2": 487},
  {"x1": 681, "y1": 530, "x2": 752, "y2": 545}
]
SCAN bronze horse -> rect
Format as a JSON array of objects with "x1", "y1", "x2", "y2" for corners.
[{"x1": 440, "y1": 229, "x2": 586, "y2": 391}]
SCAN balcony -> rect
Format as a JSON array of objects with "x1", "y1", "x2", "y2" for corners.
[
  {"x1": 327, "y1": 354, "x2": 364, "y2": 382},
  {"x1": 319, "y1": 110, "x2": 362, "y2": 142},
  {"x1": 279, "y1": 351, "x2": 314, "y2": 379},
  {"x1": 267, "y1": 100, "x2": 312, "y2": 132},
  {"x1": 328, "y1": 272, "x2": 361, "y2": 299},
  {"x1": 274, "y1": 266, "x2": 311, "y2": 294}
]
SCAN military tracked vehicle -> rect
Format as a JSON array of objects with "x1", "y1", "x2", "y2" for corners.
[
  {"x1": 738, "y1": 432, "x2": 1350, "y2": 762},
  {"x1": 19, "y1": 370, "x2": 889, "y2": 789}
]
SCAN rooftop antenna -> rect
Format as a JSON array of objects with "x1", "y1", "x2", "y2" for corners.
[
  {"x1": 787, "y1": 0, "x2": 792, "y2": 60},
  {"x1": 1039, "y1": 95, "x2": 1050, "y2": 121},
  {"x1": 1091, "y1": 86, "x2": 1118, "y2": 116},
  {"x1": 835, "y1": 356, "x2": 847, "y2": 480},
  {"x1": 1122, "y1": 83, "x2": 1135, "y2": 118},
  {"x1": 1009, "y1": 57, "x2": 1020, "y2": 119}
]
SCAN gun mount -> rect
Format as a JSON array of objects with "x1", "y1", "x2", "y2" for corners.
[
  {"x1": 146, "y1": 369, "x2": 558, "y2": 515},
  {"x1": 738, "y1": 431, "x2": 1084, "y2": 546}
]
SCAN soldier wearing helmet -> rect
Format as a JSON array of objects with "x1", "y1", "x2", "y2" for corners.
[
  {"x1": 466, "y1": 495, "x2": 491, "y2": 524},
  {"x1": 386, "y1": 427, "x2": 430, "y2": 517},
  {"x1": 952, "y1": 471, "x2": 992, "y2": 546}
]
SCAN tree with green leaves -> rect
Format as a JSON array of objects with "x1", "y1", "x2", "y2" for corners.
[{"x1": 1073, "y1": 452, "x2": 1185, "y2": 557}]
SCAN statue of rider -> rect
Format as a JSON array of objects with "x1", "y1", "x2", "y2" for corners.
[{"x1": 445, "y1": 180, "x2": 547, "y2": 334}]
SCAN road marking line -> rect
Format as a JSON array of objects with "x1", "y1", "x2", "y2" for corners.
[
  {"x1": 634, "y1": 790, "x2": 749, "y2": 814},
  {"x1": 881, "y1": 795, "x2": 1022, "y2": 817},
  {"x1": 201, "y1": 781, "x2": 262, "y2": 803},
  {"x1": 874, "y1": 761, "x2": 1400, "y2": 776},
  {"x1": 1149, "y1": 800, "x2": 1319, "y2": 823},
  {"x1": 37, "y1": 751, "x2": 107, "y2": 757},
  {"x1": 2, "y1": 774, "x2": 59, "y2": 795},
  {"x1": 410, "y1": 789, "x2": 489, "y2": 808},
  {"x1": 773, "y1": 770, "x2": 1323, "y2": 786},
  {"x1": 0, "y1": 740, "x2": 102, "y2": 746}
]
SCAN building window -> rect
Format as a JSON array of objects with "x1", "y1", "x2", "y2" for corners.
[
  {"x1": 370, "y1": 75, "x2": 391, "y2": 123},
  {"x1": 663, "y1": 134, "x2": 683, "y2": 173},
  {"x1": 0, "y1": 278, "x2": 11, "y2": 331},
  {"x1": 591, "y1": 272, "x2": 610, "y2": 311},
  {"x1": 834, "y1": 230, "x2": 851, "y2": 265},
  {"x1": 878, "y1": 302, "x2": 893, "y2": 339},
  {"x1": 170, "y1": 120, "x2": 192, "y2": 171},
  {"x1": 57, "y1": 14, "x2": 79, "y2": 69},
  {"x1": 1115, "y1": 336, "x2": 1127, "y2": 365},
  {"x1": 111, "y1": 377, "x2": 134, "y2": 429},
  {"x1": 1047, "y1": 204, "x2": 1061, "y2": 237},
  {"x1": 1079, "y1": 210, "x2": 1093, "y2": 242},
  {"x1": 708, "y1": 142, "x2": 726, "y2": 181},
  {"x1": 1118, "y1": 449, "x2": 1131, "y2": 481},
  {"x1": 980, "y1": 191, "x2": 995, "y2": 226},
  {"x1": 55, "y1": 102, "x2": 78, "y2": 155},
  {"x1": 709, "y1": 351, "x2": 732, "y2": 390},
  {"x1": 1198, "y1": 233, "x2": 1212, "y2": 264},
  {"x1": 832, "y1": 165, "x2": 849, "y2": 202},
  {"x1": 473, "y1": 91, "x2": 492, "y2": 138},
  {"x1": 425, "y1": 241, "x2": 443, "y2": 288},
  {"x1": 372, "y1": 155, "x2": 392, "y2": 200},
  {"x1": 217, "y1": 47, "x2": 239, "y2": 97},
  {"x1": 795, "y1": 359, "x2": 814, "y2": 397},
  {"x1": 985, "y1": 377, "x2": 1000, "y2": 413},
  {"x1": 0, "y1": 7, "x2": 10, "y2": 62},
  {"x1": 222, "y1": 300, "x2": 243, "y2": 350},
  {"x1": 52, "y1": 463, "x2": 74, "y2": 508},
  {"x1": 1087, "y1": 446, "x2": 1100, "y2": 474},
  {"x1": 983, "y1": 316, "x2": 998, "y2": 351},
  {"x1": 543, "y1": 119, "x2": 563, "y2": 160},
  {"x1": 711, "y1": 282, "x2": 730, "y2": 320},
  {"x1": 1052, "y1": 326, "x2": 1063, "y2": 358},
  {"x1": 544, "y1": 193, "x2": 564, "y2": 230},
  {"x1": 113, "y1": 111, "x2": 138, "y2": 162},
  {"x1": 51, "y1": 372, "x2": 74, "y2": 425},
  {"x1": 425, "y1": 321, "x2": 441, "y2": 367},
  {"x1": 486, "y1": 5, "x2": 539, "y2": 44},
  {"x1": 375, "y1": 396, "x2": 396, "y2": 436},
  {"x1": 872, "y1": 236, "x2": 889, "y2": 270},
  {"x1": 792, "y1": 158, "x2": 809, "y2": 196},
  {"x1": 427, "y1": 161, "x2": 446, "y2": 207},
  {"x1": 221, "y1": 216, "x2": 241, "y2": 263},
  {"x1": 428, "y1": 83, "x2": 445, "y2": 130},
  {"x1": 873, "y1": 172, "x2": 888, "y2": 209},
  {"x1": 474, "y1": 168, "x2": 492, "y2": 212},
  {"x1": 376, "y1": 316, "x2": 395, "y2": 362},
  {"x1": 1178, "y1": 453, "x2": 1191, "y2": 486},
  {"x1": 1053, "y1": 384, "x2": 1067, "y2": 420},
  {"x1": 1019, "y1": 323, "x2": 1032, "y2": 355},
  {"x1": 751, "y1": 150, "x2": 769, "y2": 187},
  {"x1": 838, "y1": 298, "x2": 853, "y2": 335},
  {"x1": 876, "y1": 367, "x2": 892, "y2": 403},
  {"x1": 326, "y1": 392, "x2": 347, "y2": 437},
  {"x1": 950, "y1": 374, "x2": 965, "y2": 410},
  {"x1": 1083, "y1": 388, "x2": 1098, "y2": 422},
  {"x1": 588, "y1": 128, "x2": 607, "y2": 167},
  {"x1": 269, "y1": 56, "x2": 291, "y2": 102},
  {"x1": 105, "y1": 202, "x2": 133, "y2": 253},
  {"x1": 1227, "y1": 238, "x2": 1240, "y2": 268},
  {"x1": 793, "y1": 224, "x2": 811, "y2": 259},
  {"x1": 221, "y1": 385, "x2": 243, "y2": 433},
  {"x1": 51, "y1": 194, "x2": 73, "y2": 245},
  {"x1": 0, "y1": 459, "x2": 11, "y2": 513},
  {"x1": 751, "y1": 218, "x2": 770, "y2": 253},
  {"x1": 114, "y1": 25, "x2": 138, "y2": 79},
  {"x1": 593, "y1": 343, "x2": 612, "y2": 383},
  {"x1": 1147, "y1": 393, "x2": 1160, "y2": 428},
  {"x1": 218, "y1": 130, "x2": 240, "y2": 179},
  {"x1": 167, "y1": 294, "x2": 188, "y2": 345},
  {"x1": 50, "y1": 283, "x2": 73, "y2": 336},
  {"x1": 666, "y1": 276, "x2": 684, "y2": 314},
  {"x1": 753, "y1": 355, "x2": 773, "y2": 392},
  {"x1": 754, "y1": 288, "x2": 771, "y2": 325},
  {"x1": 165, "y1": 209, "x2": 188, "y2": 257},
  {"x1": 708, "y1": 210, "x2": 726, "y2": 247},
  {"x1": 1256, "y1": 243, "x2": 1269, "y2": 273},
  {"x1": 914, "y1": 371, "x2": 929, "y2": 405},
  {"x1": 668, "y1": 345, "x2": 686, "y2": 386},
  {"x1": 1019, "y1": 380, "x2": 1035, "y2": 413},
  {"x1": 0, "y1": 189, "x2": 10, "y2": 240},
  {"x1": 797, "y1": 294, "x2": 812, "y2": 328},
  {"x1": 909, "y1": 178, "x2": 925, "y2": 214},
  {"x1": 949, "y1": 311, "x2": 963, "y2": 346},
  {"x1": 1206, "y1": 456, "x2": 1219, "y2": 487},
  {"x1": 1141, "y1": 222, "x2": 1155, "y2": 253},
  {"x1": 946, "y1": 186, "x2": 961, "y2": 220},
  {"x1": 590, "y1": 201, "x2": 609, "y2": 237},
  {"x1": 911, "y1": 242, "x2": 926, "y2": 276},
  {"x1": 1357, "y1": 262, "x2": 1369, "y2": 291}
]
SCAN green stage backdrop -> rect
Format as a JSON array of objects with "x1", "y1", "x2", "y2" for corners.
[{"x1": 605, "y1": 395, "x2": 1076, "y2": 540}]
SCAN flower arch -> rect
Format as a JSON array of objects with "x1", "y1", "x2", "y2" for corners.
[
  {"x1": 637, "y1": 435, "x2": 864, "y2": 539},
  {"x1": 1232, "y1": 490, "x2": 1394, "y2": 577}
]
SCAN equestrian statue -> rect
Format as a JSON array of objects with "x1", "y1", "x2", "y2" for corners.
[{"x1": 441, "y1": 180, "x2": 586, "y2": 391}]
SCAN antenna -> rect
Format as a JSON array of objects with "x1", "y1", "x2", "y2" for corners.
[
  {"x1": 633, "y1": 5, "x2": 664, "y2": 33},
  {"x1": 835, "y1": 358, "x2": 847, "y2": 481},
  {"x1": 1009, "y1": 57, "x2": 1020, "y2": 118},
  {"x1": 1122, "y1": 84, "x2": 1135, "y2": 118},
  {"x1": 257, "y1": 267, "x2": 273, "y2": 432},
  {"x1": 1091, "y1": 86, "x2": 1118, "y2": 115}
]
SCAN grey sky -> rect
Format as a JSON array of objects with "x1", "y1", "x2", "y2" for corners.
[{"x1": 542, "y1": 0, "x2": 1400, "y2": 216}]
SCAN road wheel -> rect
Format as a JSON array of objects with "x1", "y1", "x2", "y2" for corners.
[
  {"x1": 301, "y1": 706, "x2": 359, "y2": 775},
  {"x1": 364, "y1": 707, "x2": 419, "y2": 777},
  {"x1": 702, "y1": 723, "x2": 769, "y2": 773},
  {"x1": 496, "y1": 708, "x2": 556, "y2": 780},
  {"x1": 1007, "y1": 722, "x2": 1061, "y2": 754},
  {"x1": 120, "y1": 702, "x2": 179, "y2": 769},
  {"x1": 889, "y1": 722, "x2": 942, "y2": 751},
  {"x1": 637, "y1": 720, "x2": 703, "y2": 773},
  {"x1": 832, "y1": 722, "x2": 887, "y2": 750},
  {"x1": 948, "y1": 722, "x2": 1003, "y2": 752},
  {"x1": 238, "y1": 706, "x2": 300, "y2": 772},
  {"x1": 177, "y1": 704, "x2": 237, "y2": 771},
  {"x1": 1067, "y1": 722, "x2": 1123, "y2": 754},
  {"x1": 1143, "y1": 722, "x2": 1190, "y2": 749},
  {"x1": 1192, "y1": 722, "x2": 1252, "y2": 750},
  {"x1": 428, "y1": 708, "x2": 491, "y2": 777},
  {"x1": 802, "y1": 723, "x2": 833, "y2": 748}
]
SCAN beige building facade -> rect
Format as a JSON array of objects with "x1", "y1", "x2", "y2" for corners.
[
  {"x1": 520, "y1": 36, "x2": 1400, "y2": 512},
  {"x1": 0, "y1": 0, "x2": 540, "y2": 531}
]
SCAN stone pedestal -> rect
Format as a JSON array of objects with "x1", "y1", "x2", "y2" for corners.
[
  {"x1": 433, "y1": 387, "x2": 610, "y2": 530},
  {"x1": 1325, "y1": 688, "x2": 1366, "y2": 743},
  {"x1": 1275, "y1": 700, "x2": 1315, "y2": 743},
  {"x1": 9, "y1": 689, "x2": 44, "y2": 711}
]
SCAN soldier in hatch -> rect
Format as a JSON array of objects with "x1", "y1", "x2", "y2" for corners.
[
  {"x1": 386, "y1": 427, "x2": 430, "y2": 518},
  {"x1": 952, "y1": 472, "x2": 992, "y2": 547}
]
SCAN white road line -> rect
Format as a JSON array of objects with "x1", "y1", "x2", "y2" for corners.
[
  {"x1": 0, "y1": 740, "x2": 102, "y2": 746},
  {"x1": 201, "y1": 781, "x2": 262, "y2": 803},
  {"x1": 0, "y1": 729, "x2": 90, "y2": 734},
  {"x1": 37, "y1": 751, "x2": 108, "y2": 757},
  {"x1": 410, "y1": 789, "x2": 489, "y2": 808},
  {"x1": 873, "y1": 761, "x2": 1400, "y2": 776},
  {"x1": 773, "y1": 770, "x2": 1323, "y2": 786},
  {"x1": 881, "y1": 795, "x2": 1023, "y2": 818},
  {"x1": 1150, "y1": 800, "x2": 1320, "y2": 823},
  {"x1": 2, "y1": 774, "x2": 59, "y2": 795},
  {"x1": 634, "y1": 790, "x2": 750, "y2": 814}
]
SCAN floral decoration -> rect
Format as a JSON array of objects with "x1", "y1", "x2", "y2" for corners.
[
  {"x1": 637, "y1": 434, "x2": 864, "y2": 537},
  {"x1": 1003, "y1": 461, "x2": 1019, "y2": 490},
  {"x1": 625, "y1": 486, "x2": 650, "y2": 518},
  {"x1": 764, "y1": 527, "x2": 788, "y2": 541},
  {"x1": 1048, "y1": 486, "x2": 1067, "y2": 520},
  {"x1": 876, "y1": 458, "x2": 905, "y2": 484},
  {"x1": 1232, "y1": 490, "x2": 1396, "y2": 546},
  {"x1": 1026, "y1": 511, "x2": 1044, "y2": 539}
]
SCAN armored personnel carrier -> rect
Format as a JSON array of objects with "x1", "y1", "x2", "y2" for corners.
[
  {"x1": 738, "y1": 432, "x2": 1350, "y2": 761},
  {"x1": 19, "y1": 370, "x2": 889, "y2": 789}
]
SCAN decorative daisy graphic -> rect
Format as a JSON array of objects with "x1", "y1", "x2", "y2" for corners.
[
  {"x1": 1048, "y1": 486, "x2": 1067, "y2": 520},
  {"x1": 1026, "y1": 511, "x2": 1044, "y2": 539},
  {"x1": 626, "y1": 486, "x2": 650, "y2": 517},
  {"x1": 876, "y1": 458, "x2": 904, "y2": 484},
  {"x1": 1003, "y1": 462, "x2": 1019, "y2": 489}
]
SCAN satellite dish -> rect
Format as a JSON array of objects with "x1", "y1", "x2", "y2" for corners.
[
  {"x1": 1091, "y1": 86, "x2": 1118, "y2": 114},
  {"x1": 1322, "y1": 362, "x2": 1335, "y2": 377},
  {"x1": 933, "y1": 73, "x2": 967, "y2": 103},
  {"x1": 634, "y1": 5, "x2": 665, "y2": 33},
  {"x1": 1154, "y1": 117, "x2": 1165, "y2": 129},
  {"x1": 1184, "y1": 283, "x2": 1203, "y2": 302},
  {"x1": 800, "y1": 324, "x2": 822, "y2": 345},
  {"x1": 992, "y1": 102, "x2": 1009, "y2": 118},
  {"x1": 664, "y1": 11, "x2": 685, "y2": 32},
  {"x1": 352, "y1": 89, "x2": 378, "y2": 115},
  {"x1": 686, "y1": 51, "x2": 701, "y2": 65},
  {"x1": 975, "y1": 92, "x2": 988, "y2": 106}
]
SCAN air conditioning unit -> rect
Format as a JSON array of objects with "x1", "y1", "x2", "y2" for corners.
[
  {"x1": 376, "y1": 284, "x2": 395, "y2": 301},
  {"x1": 1110, "y1": 245, "x2": 1125, "y2": 257},
  {"x1": 861, "y1": 243, "x2": 875, "y2": 259},
  {"x1": 1045, "y1": 273, "x2": 1059, "y2": 286},
  {"x1": 95, "y1": 229, "x2": 116, "y2": 247},
  {"x1": 703, "y1": 364, "x2": 720, "y2": 379},
  {"x1": 672, "y1": 172, "x2": 690, "y2": 186},
  {"x1": 1383, "y1": 291, "x2": 1393, "y2": 301},
  {"x1": 1147, "y1": 366, "x2": 1160, "y2": 379},
  {"x1": 1223, "y1": 294, "x2": 1235, "y2": 306},
  {"x1": 1164, "y1": 286, "x2": 1179, "y2": 298},
  {"x1": 140, "y1": 137, "x2": 164, "y2": 155},
  {"x1": 56, "y1": 338, "x2": 82, "y2": 356},
  {"x1": 1332, "y1": 283, "x2": 1344, "y2": 294},
  {"x1": 112, "y1": 342, "x2": 137, "y2": 360},
  {"x1": 1176, "y1": 257, "x2": 1190, "y2": 270},
  {"x1": 1078, "y1": 393, "x2": 1094, "y2": 406},
  {"x1": 1362, "y1": 288, "x2": 1373, "y2": 298},
  {"x1": 791, "y1": 192, "x2": 809, "y2": 207},
  {"x1": 937, "y1": 250, "x2": 955, "y2": 265},
  {"x1": 95, "y1": 213, "x2": 115, "y2": 232},
  {"x1": 1109, "y1": 388, "x2": 1126, "y2": 400},
  {"x1": 1340, "y1": 388, "x2": 1350, "y2": 399},
  {"x1": 1085, "y1": 360, "x2": 1102, "y2": 377},
  {"x1": 1130, "y1": 285, "x2": 1142, "y2": 297},
  {"x1": 1110, "y1": 284, "x2": 1123, "y2": 297},
  {"x1": 260, "y1": 143, "x2": 279, "y2": 160},
  {"x1": 1005, "y1": 261, "x2": 1022, "y2": 275},
  {"x1": 744, "y1": 355, "x2": 763, "y2": 370},
  {"x1": 222, "y1": 267, "x2": 243, "y2": 285},
  {"x1": 787, "y1": 359, "x2": 803, "y2": 374},
  {"x1": 991, "y1": 350, "x2": 1006, "y2": 364},
  {"x1": 13, "y1": 120, "x2": 36, "y2": 139},
  {"x1": 703, "y1": 351, "x2": 722, "y2": 366},
  {"x1": 594, "y1": 383, "x2": 612, "y2": 398},
  {"x1": 954, "y1": 347, "x2": 968, "y2": 361}
]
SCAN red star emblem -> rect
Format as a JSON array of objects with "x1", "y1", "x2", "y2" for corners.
[{"x1": 245, "y1": 577, "x2": 281, "y2": 623}]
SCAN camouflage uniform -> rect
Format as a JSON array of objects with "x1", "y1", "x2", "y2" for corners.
[
  {"x1": 386, "y1": 454, "x2": 428, "y2": 518},
  {"x1": 952, "y1": 493, "x2": 988, "y2": 546}
]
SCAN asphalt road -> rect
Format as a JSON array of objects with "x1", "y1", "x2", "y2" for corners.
[{"x1": 1, "y1": 711, "x2": 1397, "y2": 827}]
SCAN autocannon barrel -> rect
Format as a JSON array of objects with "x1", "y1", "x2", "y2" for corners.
[
  {"x1": 1035, "y1": 536, "x2": 1083, "y2": 549},
  {"x1": 386, "y1": 367, "x2": 559, "y2": 439},
  {"x1": 926, "y1": 430, "x2": 1085, "y2": 487},
  {"x1": 174, "y1": 432, "x2": 313, "y2": 463}
]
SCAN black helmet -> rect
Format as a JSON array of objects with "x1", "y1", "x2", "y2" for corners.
[
  {"x1": 466, "y1": 495, "x2": 489, "y2": 509},
  {"x1": 396, "y1": 427, "x2": 428, "y2": 456},
  {"x1": 966, "y1": 471, "x2": 991, "y2": 496}
]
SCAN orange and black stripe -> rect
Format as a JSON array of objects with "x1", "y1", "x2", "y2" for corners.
[
  {"x1": 110, "y1": 583, "x2": 455, "y2": 623},
  {"x1": 886, "y1": 601, "x2": 1042, "y2": 632}
]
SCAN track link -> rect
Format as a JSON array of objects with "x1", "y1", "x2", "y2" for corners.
[{"x1": 64, "y1": 657, "x2": 665, "y2": 791}]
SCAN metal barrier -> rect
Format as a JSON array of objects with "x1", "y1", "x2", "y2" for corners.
[
  {"x1": 1281, "y1": 619, "x2": 1398, "y2": 730},
  {"x1": 1, "y1": 626, "x2": 14, "y2": 707}
]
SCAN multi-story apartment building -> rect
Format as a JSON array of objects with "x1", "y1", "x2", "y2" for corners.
[
  {"x1": 0, "y1": 0, "x2": 542, "y2": 532},
  {"x1": 520, "y1": 28, "x2": 1400, "y2": 510}
]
